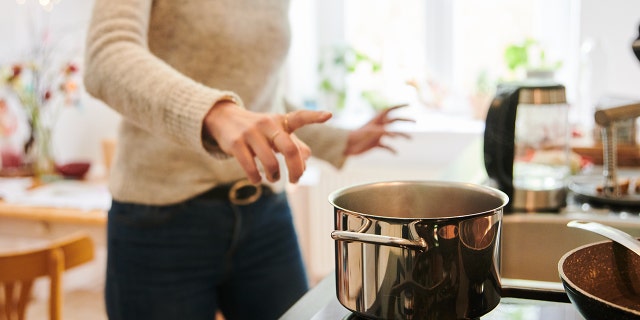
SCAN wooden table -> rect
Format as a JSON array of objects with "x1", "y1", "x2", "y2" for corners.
[
  {"x1": 0, "y1": 201, "x2": 106, "y2": 225},
  {"x1": 0, "y1": 177, "x2": 108, "y2": 235},
  {"x1": 0, "y1": 180, "x2": 109, "y2": 294}
]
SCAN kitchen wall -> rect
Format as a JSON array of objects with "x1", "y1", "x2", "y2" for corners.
[
  {"x1": 580, "y1": 0, "x2": 640, "y2": 96},
  {"x1": 576, "y1": 0, "x2": 640, "y2": 127}
]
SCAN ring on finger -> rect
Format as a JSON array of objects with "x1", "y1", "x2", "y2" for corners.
[
  {"x1": 283, "y1": 114, "x2": 291, "y2": 133},
  {"x1": 269, "y1": 130, "x2": 281, "y2": 144}
]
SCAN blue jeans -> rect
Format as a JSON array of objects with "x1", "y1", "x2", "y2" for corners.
[{"x1": 105, "y1": 192, "x2": 308, "y2": 320}]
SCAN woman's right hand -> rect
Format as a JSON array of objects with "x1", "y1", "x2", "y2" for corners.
[{"x1": 203, "y1": 100, "x2": 332, "y2": 184}]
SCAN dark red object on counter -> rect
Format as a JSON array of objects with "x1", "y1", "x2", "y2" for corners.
[{"x1": 55, "y1": 161, "x2": 91, "y2": 179}]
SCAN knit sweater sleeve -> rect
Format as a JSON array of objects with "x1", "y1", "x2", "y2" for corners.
[{"x1": 83, "y1": 0, "x2": 239, "y2": 154}]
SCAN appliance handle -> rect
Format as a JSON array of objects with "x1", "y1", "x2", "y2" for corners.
[{"x1": 483, "y1": 85, "x2": 520, "y2": 203}]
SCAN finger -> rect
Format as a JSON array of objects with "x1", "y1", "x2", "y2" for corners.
[
  {"x1": 386, "y1": 117, "x2": 416, "y2": 124},
  {"x1": 230, "y1": 143, "x2": 262, "y2": 184},
  {"x1": 292, "y1": 134, "x2": 311, "y2": 173},
  {"x1": 377, "y1": 143, "x2": 397, "y2": 154},
  {"x1": 384, "y1": 131, "x2": 412, "y2": 140},
  {"x1": 283, "y1": 113, "x2": 291, "y2": 133},
  {"x1": 264, "y1": 128, "x2": 306, "y2": 183},
  {"x1": 380, "y1": 103, "x2": 409, "y2": 116},
  {"x1": 272, "y1": 132, "x2": 305, "y2": 183},
  {"x1": 268, "y1": 130, "x2": 282, "y2": 145},
  {"x1": 283, "y1": 110, "x2": 332, "y2": 133},
  {"x1": 373, "y1": 105, "x2": 407, "y2": 123},
  {"x1": 291, "y1": 134, "x2": 311, "y2": 161},
  {"x1": 247, "y1": 131, "x2": 281, "y2": 182}
]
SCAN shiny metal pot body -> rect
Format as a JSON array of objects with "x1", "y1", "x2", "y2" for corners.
[{"x1": 330, "y1": 181, "x2": 508, "y2": 320}]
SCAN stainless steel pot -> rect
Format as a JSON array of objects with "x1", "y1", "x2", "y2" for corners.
[{"x1": 329, "y1": 180, "x2": 508, "y2": 320}]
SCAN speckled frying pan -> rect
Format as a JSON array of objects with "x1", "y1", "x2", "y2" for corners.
[{"x1": 559, "y1": 239, "x2": 640, "y2": 319}]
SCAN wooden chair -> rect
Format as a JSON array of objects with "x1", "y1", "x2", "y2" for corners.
[{"x1": 0, "y1": 233, "x2": 95, "y2": 320}]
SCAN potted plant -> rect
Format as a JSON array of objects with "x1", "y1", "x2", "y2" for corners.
[
  {"x1": 317, "y1": 45, "x2": 390, "y2": 113},
  {"x1": 504, "y1": 38, "x2": 563, "y2": 81}
]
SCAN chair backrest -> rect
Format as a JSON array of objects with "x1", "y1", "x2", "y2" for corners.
[{"x1": 0, "y1": 233, "x2": 94, "y2": 320}]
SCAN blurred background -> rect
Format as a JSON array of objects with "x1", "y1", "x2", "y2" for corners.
[
  {"x1": 1, "y1": 0, "x2": 639, "y2": 171},
  {"x1": 1, "y1": 0, "x2": 640, "y2": 293}
]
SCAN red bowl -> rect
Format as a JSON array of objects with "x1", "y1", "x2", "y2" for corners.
[{"x1": 55, "y1": 161, "x2": 91, "y2": 179}]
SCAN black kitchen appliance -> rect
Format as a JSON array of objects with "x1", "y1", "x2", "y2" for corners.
[
  {"x1": 484, "y1": 82, "x2": 569, "y2": 212},
  {"x1": 280, "y1": 272, "x2": 579, "y2": 320}
]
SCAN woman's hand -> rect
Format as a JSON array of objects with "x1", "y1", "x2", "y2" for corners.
[
  {"x1": 203, "y1": 101, "x2": 332, "y2": 184},
  {"x1": 344, "y1": 104, "x2": 414, "y2": 156}
]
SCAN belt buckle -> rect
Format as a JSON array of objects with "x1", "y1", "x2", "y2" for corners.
[{"x1": 229, "y1": 179, "x2": 263, "y2": 205}]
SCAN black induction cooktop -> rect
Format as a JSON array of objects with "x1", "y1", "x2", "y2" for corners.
[{"x1": 280, "y1": 273, "x2": 584, "y2": 320}]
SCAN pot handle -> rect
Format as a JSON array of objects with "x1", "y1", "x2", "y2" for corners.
[{"x1": 331, "y1": 230, "x2": 428, "y2": 251}]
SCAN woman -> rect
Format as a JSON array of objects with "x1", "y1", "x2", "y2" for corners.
[{"x1": 84, "y1": 1, "x2": 410, "y2": 319}]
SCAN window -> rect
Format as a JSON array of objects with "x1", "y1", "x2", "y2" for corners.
[{"x1": 287, "y1": 0, "x2": 640, "y2": 132}]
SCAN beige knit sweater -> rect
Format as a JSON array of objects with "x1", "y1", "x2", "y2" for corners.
[{"x1": 84, "y1": 0, "x2": 349, "y2": 205}]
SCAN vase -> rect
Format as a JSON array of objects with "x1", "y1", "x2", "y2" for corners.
[
  {"x1": 0, "y1": 135, "x2": 30, "y2": 177},
  {"x1": 31, "y1": 125, "x2": 56, "y2": 181}
]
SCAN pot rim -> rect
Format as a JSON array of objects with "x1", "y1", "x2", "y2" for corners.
[
  {"x1": 558, "y1": 239, "x2": 640, "y2": 316},
  {"x1": 328, "y1": 180, "x2": 509, "y2": 221}
]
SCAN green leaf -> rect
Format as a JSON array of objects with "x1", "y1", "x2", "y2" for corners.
[
  {"x1": 320, "y1": 79, "x2": 334, "y2": 92},
  {"x1": 504, "y1": 45, "x2": 528, "y2": 71}
]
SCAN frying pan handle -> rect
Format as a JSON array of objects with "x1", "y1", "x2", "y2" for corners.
[
  {"x1": 331, "y1": 230, "x2": 428, "y2": 251},
  {"x1": 501, "y1": 284, "x2": 569, "y2": 303}
]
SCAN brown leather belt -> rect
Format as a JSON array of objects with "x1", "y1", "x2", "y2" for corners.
[{"x1": 196, "y1": 179, "x2": 274, "y2": 205}]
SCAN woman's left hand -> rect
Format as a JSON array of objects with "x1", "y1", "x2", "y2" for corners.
[{"x1": 344, "y1": 104, "x2": 414, "y2": 156}]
